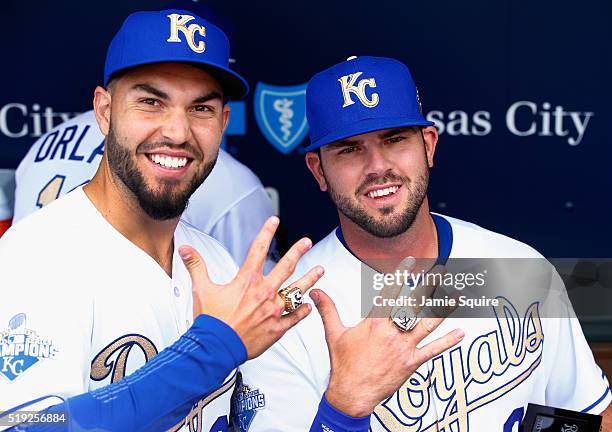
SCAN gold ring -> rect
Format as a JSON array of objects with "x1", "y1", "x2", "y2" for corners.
[
  {"x1": 278, "y1": 286, "x2": 303, "y2": 313},
  {"x1": 390, "y1": 306, "x2": 419, "y2": 332}
]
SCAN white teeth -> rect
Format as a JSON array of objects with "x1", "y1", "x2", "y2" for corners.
[
  {"x1": 149, "y1": 154, "x2": 189, "y2": 169},
  {"x1": 367, "y1": 186, "x2": 399, "y2": 199}
]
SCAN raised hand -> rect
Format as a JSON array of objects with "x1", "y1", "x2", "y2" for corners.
[
  {"x1": 179, "y1": 216, "x2": 324, "y2": 359},
  {"x1": 310, "y1": 262, "x2": 463, "y2": 417}
]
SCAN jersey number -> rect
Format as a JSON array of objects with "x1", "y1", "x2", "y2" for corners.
[
  {"x1": 36, "y1": 175, "x2": 66, "y2": 208},
  {"x1": 209, "y1": 415, "x2": 228, "y2": 431},
  {"x1": 503, "y1": 407, "x2": 524, "y2": 432},
  {"x1": 36, "y1": 175, "x2": 89, "y2": 208}
]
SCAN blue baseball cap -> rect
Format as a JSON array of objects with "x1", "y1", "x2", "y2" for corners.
[
  {"x1": 305, "y1": 56, "x2": 433, "y2": 151},
  {"x1": 104, "y1": 9, "x2": 248, "y2": 100}
]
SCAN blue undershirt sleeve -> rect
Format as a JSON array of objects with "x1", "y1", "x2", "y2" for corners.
[
  {"x1": 309, "y1": 395, "x2": 371, "y2": 432},
  {"x1": 8, "y1": 314, "x2": 247, "y2": 432}
]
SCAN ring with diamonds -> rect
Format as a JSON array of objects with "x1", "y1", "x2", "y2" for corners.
[
  {"x1": 390, "y1": 306, "x2": 419, "y2": 332},
  {"x1": 278, "y1": 286, "x2": 303, "y2": 313}
]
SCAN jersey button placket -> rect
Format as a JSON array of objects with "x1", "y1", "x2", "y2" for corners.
[{"x1": 169, "y1": 275, "x2": 185, "y2": 334}]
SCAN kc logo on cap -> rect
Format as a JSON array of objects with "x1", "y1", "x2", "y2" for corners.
[
  {"x1": 167, "y1": 14, "x2": 206, "y2": 54},
  {"x1": 338, "y1": 72, "x2": 379, "y2": 108},
  {"x1": 103, "y1": 8, "x2": 249, "y2": 99},
  {"x1": 305, "y1": 56, "x2": 434, "y2": 151}
]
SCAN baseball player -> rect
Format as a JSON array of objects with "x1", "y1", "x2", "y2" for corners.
[
  {"x1": 3, "y1": 9, "x2": 458, "y2": 431},
  {"x1": 0, "y1": 8, "x2": 320, "y2": 431},
  {"x1": 12, "y1": 110, "x2": 277, "y2": 271},
  {"x1": 235, "y1": 56, "x2": 612, "y2": 431}
]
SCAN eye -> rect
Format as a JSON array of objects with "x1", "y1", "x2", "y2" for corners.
[
  {"x1": 192, "y1": 105, "x2": 213, "y2": 113},
  {"x1": 338, "y1": 146, "x2": 358, "y2": 155},
  {"x1": 386, "y1": 136, "x2": 405, "y2": 144},
  {"x1": 140, "y1": 98, "x2": 161, "y2": 106}
]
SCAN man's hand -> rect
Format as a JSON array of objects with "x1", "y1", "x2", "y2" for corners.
[
  {"x1": 601, "y1": 402, "x2": 612, "y2": 431},
  {"x1": 179, "y1": 216, "x2": 324, "y2": 359},
  {"x1": 311, "y1": 286, "x2": 464, "y2": 417}
]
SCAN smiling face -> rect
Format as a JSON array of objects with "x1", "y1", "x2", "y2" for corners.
[
  {"x1": 94, "y1": 62, "x2": 229, "y2": 220},
  {"x1": 306, "y1": 126, "x2": 438, "y2": 238}
]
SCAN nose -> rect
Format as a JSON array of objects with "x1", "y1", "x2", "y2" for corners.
[
  {"x1": 159, "y1": 109, "x2": 193, "y2": 145},
  {"x1": 364, "y1": 145, "x2": 393, "y2": 176}
]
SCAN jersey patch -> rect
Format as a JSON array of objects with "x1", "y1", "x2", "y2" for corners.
[
  {"x1": 231, "y1": 372, "x2": 266, "y2": 432},
  {"x1": 0, "y1": 313, "x2": 59, "y2": 382}
]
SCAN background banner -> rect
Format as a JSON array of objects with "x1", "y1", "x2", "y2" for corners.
[{"x1": 1, "y1": 0, "x2": 610, "y2": 259}]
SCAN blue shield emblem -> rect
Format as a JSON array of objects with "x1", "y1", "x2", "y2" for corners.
[{"x1": 254, "y1": 82, "x2": 309, "y2": 154}]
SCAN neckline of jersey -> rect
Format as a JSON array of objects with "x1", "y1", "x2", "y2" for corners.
[
  {"x1": 334, "y1": 213, "x2": 453, "y2": 266},
  {"x1": 74, "y1": 186, "x2": 177, "y2": 282}
]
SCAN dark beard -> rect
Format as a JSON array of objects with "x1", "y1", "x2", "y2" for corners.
[
  {"x1": 327, "y1": 170, "x2": 429, "y2": 238},
  {"x1": 105, "y1": 125, "x2": 216, "y2": 220}
]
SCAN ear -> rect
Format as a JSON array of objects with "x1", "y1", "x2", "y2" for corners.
[
  {"x1": 421, "y1": 126, "x2": 439, "y2": 168},
  {"x1": 305, "y1": 150, "x2": 328, "y2": 191},
  {"x1": 93, "y1": 86, "x2": 112, "y2": 136},
  {"x1": 221, "y1": 104, "x2": 231, "y2": 133}
]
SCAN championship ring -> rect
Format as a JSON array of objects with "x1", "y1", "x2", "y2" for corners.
[
  {"x1": 390, "y1": 306, "x2": 419, "y2": 332},
  {"x1": 278, "y1": 286, "x2": 303, "y2": 313}
]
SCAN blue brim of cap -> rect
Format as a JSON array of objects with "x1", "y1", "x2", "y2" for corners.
[
  {"x1": 106, "y1": 60, "x2": 249, "y2": 100},
  {"x1": 305, "y1": 116, "x2": 435, "y2": 152},
  {"x1": 192, "y1": 61, "x2": 249, "y2": 100}
]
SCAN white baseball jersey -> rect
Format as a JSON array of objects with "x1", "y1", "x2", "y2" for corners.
[
  {"x1": 12, "y1": 110, "x2": 276, "y2": 269},
  {"x1": 236, "y1": 214, "x2": 611, "y2": 432},
  {"x1": 0, "y1": 187, "x2": 239, "y2": 431}
]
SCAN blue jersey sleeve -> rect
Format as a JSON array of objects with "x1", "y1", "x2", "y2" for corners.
[
  {"x1": 309, "y1": 395, "x2": 371, "y2": 432},
  {"x1": 8, "y1": 314, "x2": 247, "y2": 432}
]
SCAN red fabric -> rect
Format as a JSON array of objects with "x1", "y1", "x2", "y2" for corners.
[{"x1": 0, "y1": 219, "x2": 11, "y2": 237}]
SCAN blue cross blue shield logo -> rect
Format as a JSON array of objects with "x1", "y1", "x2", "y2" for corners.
[{"x1": 254, "y1": 82, "x2": 309, "y2": 154}]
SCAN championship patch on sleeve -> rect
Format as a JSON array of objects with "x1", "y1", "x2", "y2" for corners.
[
  {"x1": 230, "y1": 372, "x2": 266, "y2": 432},
  {"x1": 0, "y1": 313, "x2": 59, "y2": 382}
]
